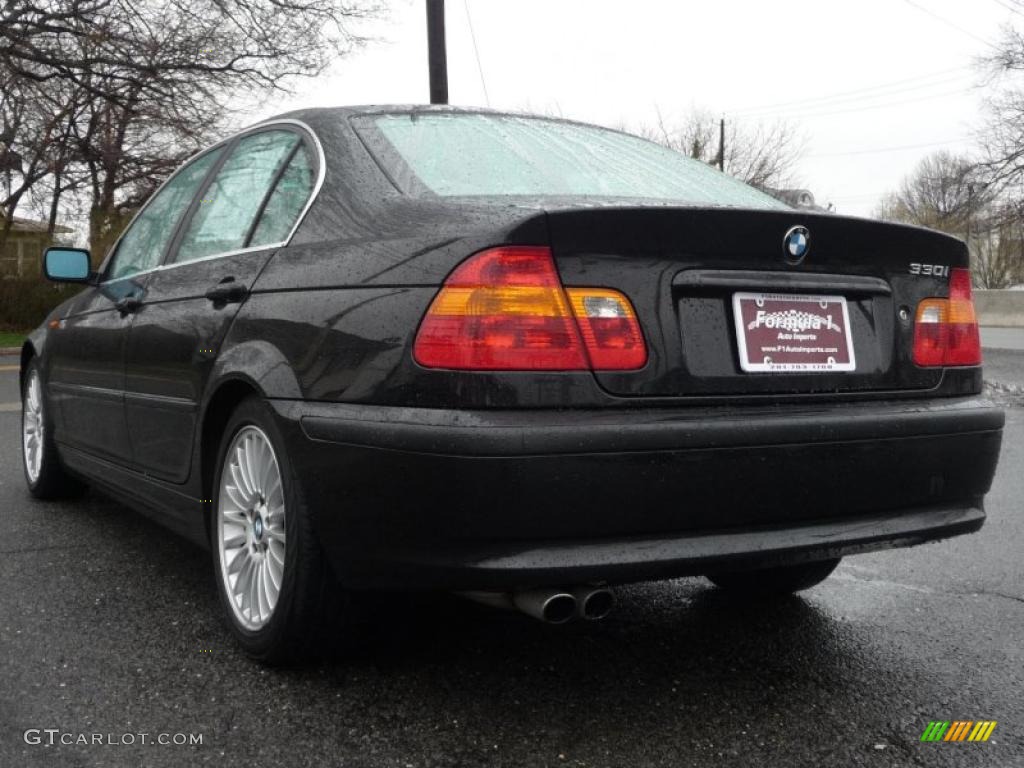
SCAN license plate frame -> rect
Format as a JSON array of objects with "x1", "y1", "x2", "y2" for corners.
[{"x1": 732, "y1": 292, "x2": 856, "y2": 373}]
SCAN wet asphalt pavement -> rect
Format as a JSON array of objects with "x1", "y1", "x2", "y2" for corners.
[{"x1": 0, "y1": 358, "x2": 1022, "y2": 768}]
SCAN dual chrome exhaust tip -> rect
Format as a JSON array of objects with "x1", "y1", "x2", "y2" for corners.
[{"x1": 460, "y1": 586, "x2": 614, "y2": 624}]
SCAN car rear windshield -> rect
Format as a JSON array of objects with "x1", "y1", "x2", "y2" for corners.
[{"x1": 355, "y1": 112, "x2": 787, "y2": 209}]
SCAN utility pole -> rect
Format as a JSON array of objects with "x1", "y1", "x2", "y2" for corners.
[
  {"x1": 966, "y1": 182, "x2": 974, "y2": 256},
  {"x1": 717, "y1": 118, "x2": 725, "y2": 172},
  {"x1": 426, "y1": 0, "x2": 448, "y2": 105}
]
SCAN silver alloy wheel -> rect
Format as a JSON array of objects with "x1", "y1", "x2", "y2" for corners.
[
  {"x1": 217, "y1": 425, "x2": 287, "y2": 630},
  {"x1": 22, "y1": 370, "x2": 44, "y2": 483}
]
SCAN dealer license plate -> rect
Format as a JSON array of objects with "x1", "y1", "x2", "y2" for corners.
[{"x1": 732, "y1": 292, "x2": 856, "y2": 373}]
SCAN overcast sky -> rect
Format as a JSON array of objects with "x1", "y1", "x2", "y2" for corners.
[{"x1": 257, "y1": 0, "x2": 1018, "y2": 218}]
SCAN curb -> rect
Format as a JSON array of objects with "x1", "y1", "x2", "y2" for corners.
[{"x1": 0, "y1": 347, "x2": 19, "y2": 356}]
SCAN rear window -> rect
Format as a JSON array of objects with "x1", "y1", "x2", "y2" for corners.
[{"x1": 355, "y1": 112, "x2": 787, "y2": 210}]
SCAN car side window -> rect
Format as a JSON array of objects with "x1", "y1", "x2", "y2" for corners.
[
  {"x1": 106, "y1": 149, "x2": 222, "y2": 281},
  {"x1": 173, "y1": 130, "x2": 300, "y2": 264},
  {"x1": 249, "y1": 142, "x2": 316, "y2": 246}
]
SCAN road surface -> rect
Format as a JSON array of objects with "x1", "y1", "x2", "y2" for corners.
[{"x1": 0, "y1": 357, "x2": 1021, "y2": 768}]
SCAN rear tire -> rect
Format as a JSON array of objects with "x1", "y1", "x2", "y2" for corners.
[
  {"x1": 706, "y1": 558, "x2": 841, "y2": 596},
  {"x1": 210, "y1": 395, "x2": 347, "y2": 664},
  {"x1": 22, "y1": 360, "x2": 84, "y2": 499}
]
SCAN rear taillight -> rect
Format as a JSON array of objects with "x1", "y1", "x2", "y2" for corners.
[
  {"x1": 565, "y1": 288, "x2": 648, "y2": 370},
  {"x1": 912, "y1": 267, "x2": 981, "y2": 367},
  {"x1": 413, "y1": 246, "x2": 646, "y2": 371}
]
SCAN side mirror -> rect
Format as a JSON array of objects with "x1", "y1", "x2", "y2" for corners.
[{"x1": 43, "y1": 247, "x2": 93, "y2": 283}]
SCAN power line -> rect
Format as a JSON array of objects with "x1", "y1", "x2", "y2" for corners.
[
  {"x1": 737, "y1": 84, "x2": 975, "y2": 121},
  {"x1": 463, "y1": 0, "x2": 490, "y2": 107},
  {"x1": 735, "y1": 87, "x2": 961, "y2": 120},
  {"x1": 806, "y1": 137, "x2": 972, "y2": 158},
  {"x1": 733, "y1": 75, "x2": 975, "y2": 120},
  {"x1": 901, "y1": 0, "x2": 1002, "y2": 51},
  {"x1": 727, "y1": 66, "x2": 973, "y2": 116},
  {"x1": 990, "y1": 0, "x2": 1024, "y2": 17}
]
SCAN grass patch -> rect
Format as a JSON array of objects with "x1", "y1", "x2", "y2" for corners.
[{"x1": 0, "y1": 331, "x2": 27, "y2": 348}]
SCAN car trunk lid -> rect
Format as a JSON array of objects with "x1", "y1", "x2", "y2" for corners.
[{"x1": 545, "y1": 205, "x2": 969, "y2": 398}]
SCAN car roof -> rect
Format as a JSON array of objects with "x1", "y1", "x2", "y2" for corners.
[
  {"x1": 264, "y1": 104, "x2": 524, "y2": 121},
  {"x1": 259, "y1": 104, "x2": 599, "y2": 136}
]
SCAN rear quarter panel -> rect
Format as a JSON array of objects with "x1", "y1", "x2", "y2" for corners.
[{"x1": 225, "y1": 194, "x2": 614, "y2": 407}]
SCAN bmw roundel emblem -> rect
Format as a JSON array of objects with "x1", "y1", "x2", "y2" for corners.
[{"x1": 783, "y1": 225, "x2": 810, "y2": 263}]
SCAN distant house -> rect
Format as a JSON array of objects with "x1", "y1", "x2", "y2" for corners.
[
  {"x1": 762, "y1": 188, "x2": 831, "y2": 212},
  {"x1": 0, "y1": 216, "x2": 75, "y2": 278}
]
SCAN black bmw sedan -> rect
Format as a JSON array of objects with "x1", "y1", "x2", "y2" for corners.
[{"x1": 21, "y1": 106, "x2": 1004, "y2": 662}]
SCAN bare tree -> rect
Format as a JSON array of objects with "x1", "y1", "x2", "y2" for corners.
[
  {"x1": 874, "y1": 151, "x2": 989, "y2": 232},
  {"x1": 974, "y1": 17, "x2": 1024, "y2": 287},
  {"x1": 640, "y1": 109, "x2": 805, "y2": 190},
  {"x1": 876, "y1": 151, "x2": 1023, "y2": 287},
  {"x1": 0, "y1": 0, "x2": 381, "y2": 105},
  {"x1": 0, "y1": 72, "x2": 90, "y2": 243},
  {"x1": 978, "y1": 22, "x2": 1024, "y2": 192},
  {"x1": 0, "y1": 0, "x2": 383, "y2": 259}
]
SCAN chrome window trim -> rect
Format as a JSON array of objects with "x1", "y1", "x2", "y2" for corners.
[
  {"x1": 98, "y1": 118, "x2": 326, "y2": 285},
  {"x1": 101, "y1": 244, "x2": 287, "y2": 284}
]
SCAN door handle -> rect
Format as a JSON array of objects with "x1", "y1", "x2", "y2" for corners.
[
  {"x1": 115, "y1": 296, "x2": 141, "y2": 315},
  {"x1": 204, "y1": 282, "x2": 248, "y2": 304}
]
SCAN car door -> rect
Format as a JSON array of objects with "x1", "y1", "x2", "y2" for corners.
[
  {"x1": 123, "y1": 127, "x2": 318, "y2": 483},
  {"x1": 47, "y1": 148, "x2": 223, "y2": 464}
]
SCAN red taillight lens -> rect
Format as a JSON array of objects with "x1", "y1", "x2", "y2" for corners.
[
  {"x1": 413, "y1": 246, "x2": 646, "y2": 371},
  {"x1": 566, "y1": 288, "x2": 648, "y2": 370},
  {"x1": 912, "y1": 267, "x2": 981, "y2": 367},
  {"x1": 912, "y1": 299, "x2": 948, "y2": 367}
]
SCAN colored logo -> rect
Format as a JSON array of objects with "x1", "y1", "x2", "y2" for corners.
[
  {"x1": 748, "y1": 309, "x2": 841, "y2": 334},
  {"x1": 920, "y1": 721, "x2": 997, "y2": 742},
  {"x1": 783, "y1": 225, "x2": 810, "y2": 263}
]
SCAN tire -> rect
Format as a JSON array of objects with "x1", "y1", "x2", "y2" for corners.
[
  {"x1": 706, "y1": 558, "x2": 841, "y2": 596},
  {"x1": 210, "y1": 395, "x2": 345, "y2": 663},
  {"x1": 21, "y1": 360, "x2": 84, "y2": 499}
]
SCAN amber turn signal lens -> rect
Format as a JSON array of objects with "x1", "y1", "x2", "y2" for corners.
[{"x1": 413, "y1": 246, "x2": 588, "y2": 370}]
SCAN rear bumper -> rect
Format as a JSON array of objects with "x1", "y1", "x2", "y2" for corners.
[
  {"x1": 322, "y1": 505, "x2": 985, "y2": 590},
  {"x1": 272, "y1": 396, "x2": 1004, "y2": 590}
]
